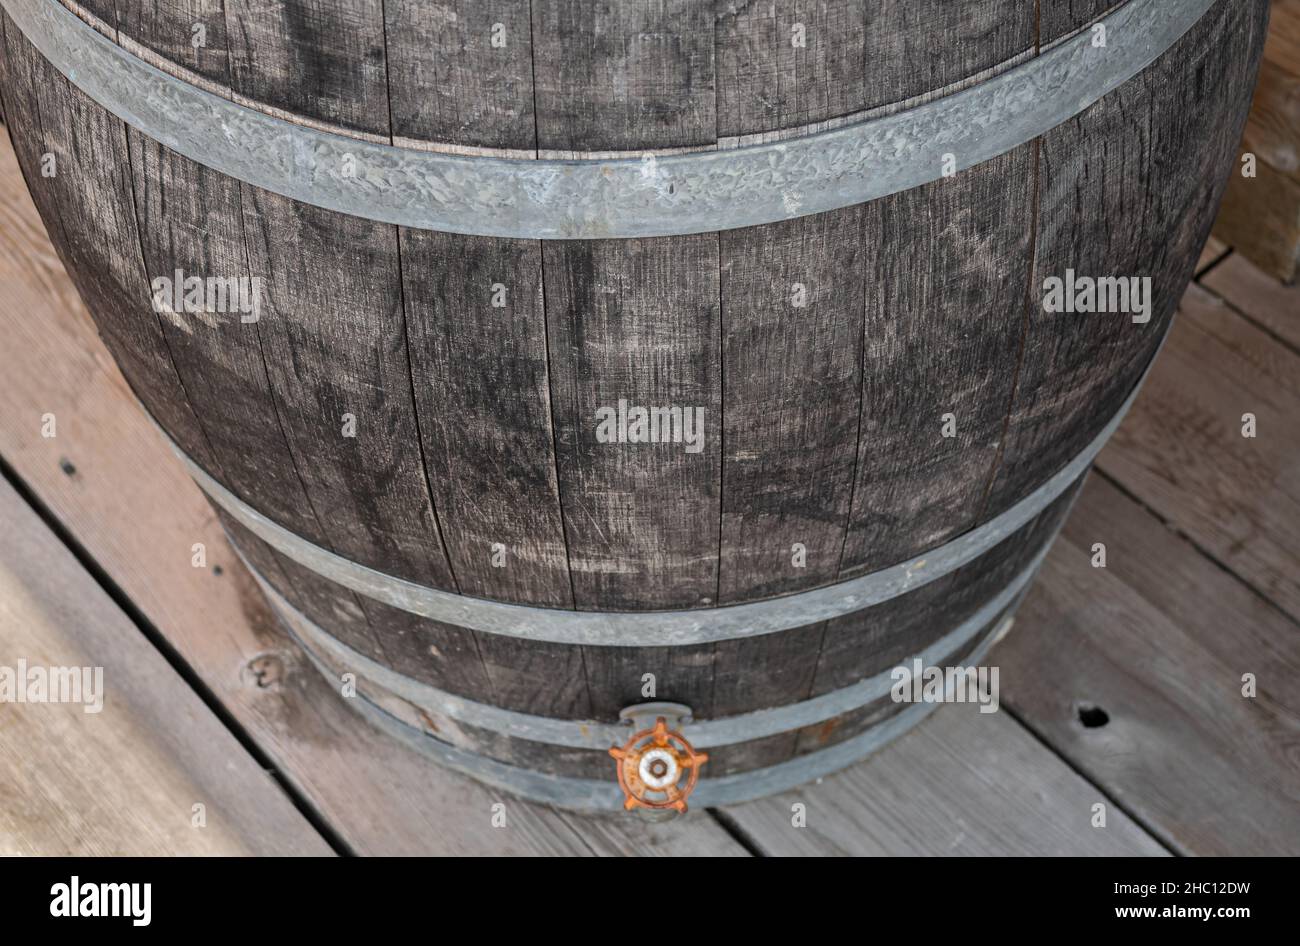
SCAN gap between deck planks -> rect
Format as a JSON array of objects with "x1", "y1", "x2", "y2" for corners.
[
  {"x1": 0, "y1": 132, "x2": 1172, "y2": 856},
  {"x1": 1201, "y1": 247, "x2": 1300, "y2": 353},
  {"x1": 0, "y1": 473, "x2": 331, "y2": 855}
]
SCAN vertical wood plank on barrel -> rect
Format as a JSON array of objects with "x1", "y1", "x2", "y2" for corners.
[
  {"x1": 529, "y1": 0, "x2": 716, "y2": 152},
  {"x1": 222, "y1": 0, "x2": 389, "y2": 137},
  {"x1": 400, "y1": 231, "x2": 569, "y2": 607},
  {"x1": 716, "y1": 1, "x2": 1033, "y2": 135},
  {"x1": 985, "y1": 0, "x2": 1268, "y2": 516},
  {"x1": 862, "y1": 1, "x2": 1035, "y2": 109},
  {"x1": 718, "y1": 208, "x2": 865, "y2": 602},
  {"x1": 984, "y1": 65, "x2": 1151, "y2": 516},
  {"x1": 863, "y1": 1, "x2": 1035, "y2": 111},
  {"x1": 0, "y1": 23, "x2": 218, "y2": 474},
  {"x1": 125, "y1": 133, "x2": 488, "y2": 692},
  {"x1": 238, "y1": 187, "x2": 454, "y2": 591},
  {"x1": 384, "y1": 0, "x2": 535, "y2": 150},
  {"x1": 58, "y1": 0, "x2": 119, "y2": 33},
  {"x1": 398, "y1": 230, "x2": 592, "y2": 716},
  {"x1": 472, "y1": 633, "x2": 593, "y2": 718},
  {"x1": 544, "y1": 236, "x2": 723, "y2": 610},
  {"x1": 232, "y1": 197, "x2": 585, "y2": 715},
  {"x1": 1040, "y1": 1, "x2": 1122, "y2": 45},
  {"x1": 361, "y1": 600, "x2": 498, "y2": 698},
  {"x1": 704, "y1": 206, "x2": 867, "y2": 755},
  {"x1": 116, "y1": 0, "x2": 232, "y2": 87},
  {"x1": 581, "y1": 642, "x2": 716, "y2": 721},
  {"x1": 0, "y1": 14, "x2": 73, "y2": 264},
  {"x1": 840, "y1": 148, "x2": 1033, "y2": 576},
  {"x1": 127, "y1": 134, "x2": 310, "y2": 533},
  {"x1": 715, "y1": 0, "x2": 867, "y2": 137},
  {"x1": 707, "y1": 619, "x2": 822, "y2": 720}
]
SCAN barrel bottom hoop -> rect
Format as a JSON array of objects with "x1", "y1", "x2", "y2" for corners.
[
  {"x1": 141, "y1": 337, "x2": 1161, "y2": 648},
  {"x1": 291, "y1": 603, "x2": 1019, "y2": 811},
  {"x1": 246, "y1": 542, "x2": 1051, "y2": 751}
]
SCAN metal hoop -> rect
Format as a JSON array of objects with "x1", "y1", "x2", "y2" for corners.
[
  {"x1": 1, "y1": 0, "x2": 1215, "y2": 238},
  {"x1": 298, "y1": 600, "x2": 1020, "y2": 811},
  {"x1": 254, "y1": 544, "x2": 1049, "y2": 749}
]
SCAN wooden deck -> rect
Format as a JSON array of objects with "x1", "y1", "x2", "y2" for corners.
[{"x1": 0, "y1": 133, "x2": 1296, "y2": 856}]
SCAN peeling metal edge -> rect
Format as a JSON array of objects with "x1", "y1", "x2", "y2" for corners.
[
  {"x1": 301, "y1": 599, "x2": 1020, "y2": 811},
  {"x1": 149, "y1": 353, "x2": 1146, "y2": 646},
  {"x1": 1, "y1": 0, "x2": 1215, "y2": 238},
  {"x1": 250, "y1": 545, "x2": 1049, "y2": 750}
]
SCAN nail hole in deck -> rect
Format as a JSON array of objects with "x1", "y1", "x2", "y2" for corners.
[{"x1": 1077, "y1": 703, "x2": 1109, "y2": 728}]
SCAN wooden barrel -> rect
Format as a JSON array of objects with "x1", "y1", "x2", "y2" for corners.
[{"x1": 0, "y1": 0, "x2": 1266, "y2": 811}]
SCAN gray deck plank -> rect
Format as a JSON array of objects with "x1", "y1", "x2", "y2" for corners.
[
  {"x1": 718, "y1": 705, "x2": 1168, "y2": 856},
  {"x1": 1201, "y1": 249, "x2": 1300, "y2": 351},
  {"x1": 998, "y1": 475, "x2": 1300, "y2": 855},
  {"x1": 0, "y1": 476, "x2": 332, "y2": 855},
  {"x1": 1095, "y1": 282, "x2": 1300, "y2": 623}
]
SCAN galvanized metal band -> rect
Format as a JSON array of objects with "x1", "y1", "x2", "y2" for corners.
[
  {"x1": 304, "y1": 605, "x2": 1017, "y2": 812},
  {"x1": 3, "y1": 0, "x2": 1214, "y2": 239},
  {"x1": 254, "y1": 544, "x2": 1048, "y2": 750},
  {"x1": 153, "y1": 354, "x2": 1141, "y2": 646}
]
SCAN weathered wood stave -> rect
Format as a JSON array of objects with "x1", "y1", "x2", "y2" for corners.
[{"x1": 0, "y1": 0, "x2": 1267, "y2": 807}]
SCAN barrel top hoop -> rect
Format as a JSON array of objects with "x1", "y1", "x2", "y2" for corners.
[
  {"x1": 4, "y1": 0, "x2": 1214, "y2": 239},
  {"x1": 257, "y1": 552, "x2": 1042, "y2": 750},
  {"x1": 144, "y1": 337, "x2": 1159, "y2": 647}
]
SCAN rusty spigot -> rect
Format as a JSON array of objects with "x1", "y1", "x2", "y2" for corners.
[{"x1": 609, "y1": 716, "x2": 708, "y2": 814}]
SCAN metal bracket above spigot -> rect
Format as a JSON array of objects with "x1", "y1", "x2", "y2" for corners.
[{"x1": 609, "y1": 702, "x2": 707, "y2": 816}]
